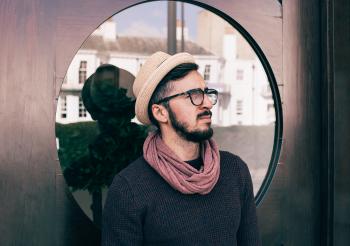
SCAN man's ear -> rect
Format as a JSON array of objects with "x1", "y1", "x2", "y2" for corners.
[{"x1": 151, "y1": 104, "x2": 169, "y2": 124}]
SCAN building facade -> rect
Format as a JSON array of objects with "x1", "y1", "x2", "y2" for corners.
[{"x1": 56, "y1": 18, "x2": 274, "y2": 126}]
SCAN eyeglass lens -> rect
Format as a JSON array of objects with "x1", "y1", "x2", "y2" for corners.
[{"x1": 189, "y1": 89, "x2": 218, "y2": 106}]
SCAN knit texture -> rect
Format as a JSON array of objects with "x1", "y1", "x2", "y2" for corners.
[{"x1": 102, "y1": 151, "x2": 262, "y2": 246}]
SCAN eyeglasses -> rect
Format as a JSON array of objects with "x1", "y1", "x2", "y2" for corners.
[{"x1": 156, "y1": 87, "x2": 218, "y2": 106}]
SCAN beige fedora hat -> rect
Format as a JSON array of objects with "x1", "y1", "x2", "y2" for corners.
[{"x1": 133, "y1": 51, "x2": 195, "y2": 125}]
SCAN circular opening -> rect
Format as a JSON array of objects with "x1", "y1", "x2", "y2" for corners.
[{"x1": 55, "y1": 0, "x2": 282, "y2": 226}]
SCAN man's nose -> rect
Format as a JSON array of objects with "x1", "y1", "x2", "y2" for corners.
[{"x1": 201, "y1": 93, "x2": 213, "y2": 109}]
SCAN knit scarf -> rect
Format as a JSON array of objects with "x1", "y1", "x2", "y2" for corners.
[{"x1": 143, "y1": 131, "x2": 220, "y2": 195}]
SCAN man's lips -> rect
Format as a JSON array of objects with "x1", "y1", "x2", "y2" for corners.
[{"x1": 197, "y1": 111, "x2": 212, "y2": 120}]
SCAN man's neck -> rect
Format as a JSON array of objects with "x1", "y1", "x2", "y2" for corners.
[{"x1": 160, "y1": 131, "x2": 200, "y2": 161}]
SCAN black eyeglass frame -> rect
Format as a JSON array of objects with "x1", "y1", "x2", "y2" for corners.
[{"x1": 155, "y1": 87, "x2": 218, "y2": 106}]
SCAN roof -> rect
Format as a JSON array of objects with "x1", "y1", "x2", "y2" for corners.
[{"x1": 81, "y1": 35, "x2": 214, "y2": 56}]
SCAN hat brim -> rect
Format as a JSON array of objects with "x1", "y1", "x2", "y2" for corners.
[{"x1": 135, "y1": 53, "x2": 195, "y2": 125}]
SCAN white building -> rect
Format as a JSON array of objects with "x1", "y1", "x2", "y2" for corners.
[
  {"x1": 56, "y1": 19, "x2": 221, "y2": 124},
  {"x1": 197, "y1": 11, "x2": 275, "y2": 126},
  {"x1": 56, "y1": 17, "x2": 275, "y2": 126}
]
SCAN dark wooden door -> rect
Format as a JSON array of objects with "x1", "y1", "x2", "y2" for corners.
[{"x1": 1, "y1": 0, "x2": 348, "y2": 245}]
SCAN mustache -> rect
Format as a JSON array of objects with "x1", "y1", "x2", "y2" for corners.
[{"x1": 197, "y1": 110, "x2": 212, "y2": 118}]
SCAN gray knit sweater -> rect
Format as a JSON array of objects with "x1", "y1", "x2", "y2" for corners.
[{"x1": 102, "y1": 151, "x2": 261, "y2": 246}]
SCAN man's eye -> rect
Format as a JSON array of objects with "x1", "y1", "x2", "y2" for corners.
[{"x1": 191, "y1": 90, "x2": 202, "y2": 95}]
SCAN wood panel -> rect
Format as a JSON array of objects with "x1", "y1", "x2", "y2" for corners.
[
  {"x1": 0, "y1": 0, "x2": 334, "y2": 245},
  {"x1": 0, "y1": 0, "x2": 283, "y2": 245},
  {"x1": 0, "y1": 0, "x2": 57, "y2": 245},
  {"x1": 282, "y1": 0, "x2": 322, "y2": 245},
  {"x1": 333, "y1": 0, "x2": 350, "y2": 244},
  {"x1": 320, "y1": 0, "x2": 334, "y2": 244}
]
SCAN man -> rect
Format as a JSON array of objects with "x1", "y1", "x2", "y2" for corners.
[{"x1": 102, "y1": 51, "x2": 261, "y2": 245}]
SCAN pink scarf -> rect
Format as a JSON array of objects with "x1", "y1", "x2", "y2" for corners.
[{"x1": 143, "y1": 131, "x2": 220, "y2": 195}]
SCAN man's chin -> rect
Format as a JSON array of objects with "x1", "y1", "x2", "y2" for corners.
[
  {"x1": 183, "y1": 128, "x2": 213, "y2": 142},
  {"x1": 197, "y1": 123, "x2": 212, "y2": 132}
]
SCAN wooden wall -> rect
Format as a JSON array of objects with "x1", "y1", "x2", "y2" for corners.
[
  {"x1": 0, "y1": 0, "x2": 348, "y2": 245},
  {"x1": 282, "y1": 0, "x2": 322, "y2": 245},
  {"x1": 333, "y1": 0, "x2": 350, "y2": 244}
]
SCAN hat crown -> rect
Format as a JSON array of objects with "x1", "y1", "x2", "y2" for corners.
[
  {"x1": 133, "y1": 51, "x2": 170, "y2": 98},
  {"x1": 133, "y1": 51, "x2": 195, "y2": 125}
]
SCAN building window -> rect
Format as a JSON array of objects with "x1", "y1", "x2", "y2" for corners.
[
  {"x1": 79, "y1": 97, "x2": 87, "y2": 118},
  {"x1": 236, "y1": 100, "x2": 243, "y2": 115},
  {"x1": 267, "y1": 103, "x2": 274, "y2": 112},
  {"x1": 236, "y1": 69, "x2": 244, "y2": 80},
  {"x1": 60, "y1": 96, "x2": 67, "y2": 118},
  {"x1": 204, "y1": 65, "x2": 211, "y2": 81},
  {"x1": 79, "y1": 61, "x2": 87, "y2": 84}
]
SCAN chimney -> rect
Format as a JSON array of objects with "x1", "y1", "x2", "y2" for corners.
[
  {"x1": 92, "y1": 18, "x2": 117, "y2": 42},
  {"x1": 176, "y1": 19, "x2": 189, "y2": 40}
]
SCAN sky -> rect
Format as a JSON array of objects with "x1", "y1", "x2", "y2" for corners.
[{"x1": 113, "y1": 1, "x2": 203, "y2": 40}]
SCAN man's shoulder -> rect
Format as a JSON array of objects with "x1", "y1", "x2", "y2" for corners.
[
  {"x1": 218, "y1": 150, "x2": 253, "y2": 193},
  {"x1": 219, "y1": 150, "x2": 250, "y2": 174},
  {"x1": 118, "y1": 156, "x2": 147, "y2": 175},
  {"x1": 118, "y1": 156, "x2": 154, "y2": 177},
  {"x1": 219, "y1": 150, "x2": 244, "y2": 165},
  {"x1": 114, "y1": 155, "x2": 161, "y2": 188}
]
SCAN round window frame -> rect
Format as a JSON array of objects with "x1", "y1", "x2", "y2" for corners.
[{"x1": 60, "y1": 0, "x2": 283, "y2": 209}]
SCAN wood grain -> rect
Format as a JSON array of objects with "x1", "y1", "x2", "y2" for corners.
[
  {"x1": 2, "y1": 0, "x2": 345, "y2": 245},
  {"x1": 282, "y1": 0, "x2": 322, "y2": 244}
]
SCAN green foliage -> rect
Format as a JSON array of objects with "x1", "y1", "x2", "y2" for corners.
[
  {"x1": 57, "y1": 122, "x2": 147, "y2": 193},
  {"x1": 56, "y1": 121, "x2": 99, "y2": 170},
  {"x1": 57, "y1": 85, "x2": 148, "y2": 194}
]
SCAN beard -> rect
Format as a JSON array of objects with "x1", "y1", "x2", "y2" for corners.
[{"x1": 167, "y1": 106, "x2": 213, "y2": 143}]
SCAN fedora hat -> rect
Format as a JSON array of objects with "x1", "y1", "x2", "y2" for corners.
[{"x1": 133, "y1": 51, "x2": 195, "y2": 125}]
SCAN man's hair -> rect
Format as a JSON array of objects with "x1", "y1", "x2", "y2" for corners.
[{"x1": 148, "y1": 63, "x2": 199, "y2": 127}]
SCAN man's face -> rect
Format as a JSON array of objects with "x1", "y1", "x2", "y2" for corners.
[{"x1": 165, "y1": 70, "x2": 214, "y2": 142}]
